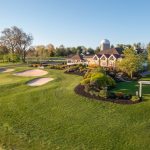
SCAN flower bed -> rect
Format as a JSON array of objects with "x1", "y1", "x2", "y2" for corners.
[{"x1": 74, "y1": 84, "x2": 141, "y2": 105}]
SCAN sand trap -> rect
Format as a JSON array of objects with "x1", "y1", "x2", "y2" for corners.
[
  {"x1": 27, "y1": 78, "x2": 54, "y2": 86},
  {"x1": 0, "y1": 68, "x2": 14, "y2": 73},
  {"x1": 14, "y1": 69, "x2": 48, "y2": 77}
]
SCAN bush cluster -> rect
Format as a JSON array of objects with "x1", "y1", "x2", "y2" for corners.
[
  {"x1": 1, "y1": 54, "x2": 20, "y2": 62},
  {"x1": 48, "y1": 64, "x2": 67, "y2": 70},
  {"x1": 29, "y1": 64, "x2": 41, "y2": 67},
  {"x1": 65, "y1": 64, "x2": 87, "y2": 75},
  {"x1": 81, "y1": 67, "x2": 116, "y2": 91},
  {"x1": 108, "y1": 92, "x2": 132, "y2": 100}
]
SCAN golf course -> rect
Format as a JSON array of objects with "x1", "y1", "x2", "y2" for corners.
[{"x1": 0, "y1": 63, "x2": 150, "y2": 150}]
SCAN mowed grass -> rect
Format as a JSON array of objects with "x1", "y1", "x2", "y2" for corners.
[{"x1": 0, "y1": 65, "x2": 150, "y2": 150}]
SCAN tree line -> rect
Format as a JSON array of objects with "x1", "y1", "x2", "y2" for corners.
[
  {"x1": 0, "y1": 26, "x2": 150, "y2": 63},
  {"x1": 0, "y1": 26, "x2": 96, "y2": 62},
  {"x1": 27, "y1": 44, "x2": 96, "y2": 58}
]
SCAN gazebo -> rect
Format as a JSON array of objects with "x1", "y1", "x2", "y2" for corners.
[{"x1": 138, "y1": 81, "x2": 150, "y2": 99}]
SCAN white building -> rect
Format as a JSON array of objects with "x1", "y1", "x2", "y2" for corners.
[{"x1": 100, "y1": 39, "x2": 110, "y2": 51}]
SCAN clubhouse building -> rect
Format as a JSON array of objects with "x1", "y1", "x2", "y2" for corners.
[{"x1": 67, "y1": 39, "x2": 123, "y2": 68}]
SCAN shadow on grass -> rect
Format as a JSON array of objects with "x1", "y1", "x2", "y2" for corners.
[{"x1": 112, "y1": 81, "x2": 138, "y2": 94}]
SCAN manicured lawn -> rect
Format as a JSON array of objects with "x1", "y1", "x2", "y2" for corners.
[
  {"x1": 113, "y1": 77, "x2": 150, "y2": 96},
  {"x1": 0, "y1": 62, "x2": 22, "y2": 67},
  {"x1": 0, "y1": 64, "x2": 150, "y2": 150}
]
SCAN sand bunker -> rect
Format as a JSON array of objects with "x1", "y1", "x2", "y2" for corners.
[
  {"x1": 27, "y1": 78, "x2": 54, "y2": 86},
  {"x1": 0, "y1": 68, "x2": 14, "y2": 73},
  {"x1": 14, "y1": 69, "x2": 48, "y2": 77}
]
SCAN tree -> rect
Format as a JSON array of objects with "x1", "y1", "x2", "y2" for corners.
[
  {"x1": 117, "y1": 48, "x2": 144, "y2": 78},
  {"x1": 76, "y1": 46, "x2": 83, "y2": 54},
  {"x1": 87, "y1": 48, "x2": 95, "y2": 55},
  {"x1": 95, "y1": 47, "x2": 101, "y2": 53},
  {"x1": 0, "y1": 27, "x2": 18, "y2": 54},
  {"x1": 0, "y1": 44, "x2": 9, "y2": 62},
  {"x1": 55, "y1": 45, "x2": 66, "y2": 56},
  {"x1": 133, "y1": 42, "x2": 141, "y2": 49},
  {"x1": 46, "y1": 44, "x2": 55, "y2": 57},
  {"x1": 147, "y1": 43, "x2": 150, "y2": 61},
  {"x1": 116, "y1": 44, "x2": 132, "y2": 49},
  {"x1": 65, "y1": 48, "x2": 72, "y2": 56},
  {"x1": 35, "y1": 45, "x2": 48, "y2": 58},
  {"x1": 0, "y1": 44, "x2": 9, "y2": 55},
  {"x1": 70, "y1": 47, "x2": 78, "y2": 54},
  {"x1": 16, "y1": 30, "x2": 33, "y2": 62},
  {"x1": 0, "y1": 26, "x2": 33, "y2": 62},
  {"x1": 26, "y1": 47, "x2": 36, "y2": 57},
  {"x1": 111, "y1": 44, "x2": 114, "y2": 48}
]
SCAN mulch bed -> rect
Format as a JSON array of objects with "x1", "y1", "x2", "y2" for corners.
[{"x1": 74, "y1": 84, "x2": 141, "y2": 105}]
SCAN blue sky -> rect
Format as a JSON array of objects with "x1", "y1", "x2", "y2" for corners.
[{"x1": 0, "y1": 0, "x2": 150, "y2": 48}]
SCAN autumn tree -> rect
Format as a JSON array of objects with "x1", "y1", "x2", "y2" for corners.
[
  {"x1": 26, "y1": 47, "x2": 36, "y2": 57},
  {"x1": 46, "y1": 44, "x2": 55, "y2": 57},
  {"x1": 35, "y1": 45, "x2": 48, "y2": 58}
]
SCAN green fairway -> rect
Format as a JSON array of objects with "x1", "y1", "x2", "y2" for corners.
[{"x1": 0, "y1": 64, "x2": 150, "y2": 150}]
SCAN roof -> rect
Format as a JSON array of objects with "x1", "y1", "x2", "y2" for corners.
[
  {"x1": 97, "y1": 48, "x2": 123, "y2": 58},
  {"x1": 69, "y1": 54, "x2": 84, "y2": 60},
  {"x1": 83, "y1": 54, "x2": 95, "y2": 59}
]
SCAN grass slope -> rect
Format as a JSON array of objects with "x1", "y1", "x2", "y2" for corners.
[{"x1": 0, "y1": 65, "x2": 150, "y2": 150}]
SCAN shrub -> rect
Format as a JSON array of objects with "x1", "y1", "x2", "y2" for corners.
[
  {"x1": 89, "y1": 90, "x2": 99, "y2": 96},
  {"x1": 81, "y1": 78, "x2": 90, "y2": 85},
  {"x1": 93, "y1": 67, "x2": 105, "y2": 74},
  {"x1": 90, "y1": 73, "x2": 108, "y2": 89},
  {"x1": 81, "y1": 68, "x2": 116, "y2": 91},
  {"x1": 65, "y1": 64, "x2": 88, "y2": 75},
  {"x1": 66, "y1": 65, "x2": 79, "y2": 72},
  {"x1": 3, "y1": 54, "x2": 20, "y2": 62},
  {"x1": 123, "y1": 94, "x2": 132, "y2": 100},
  {"x1": 115, "y1": 92, "x2": 124, "y2": 99},
  {"x1": 84, "y1": 70, "x2": 92, "y2": 79},
  {"x1": 99, "y1": 90, "x2": 108, "y2": 99},
  {"x1": 108, "y1": 92, "x2": 116, "y2": 99},
  {"x1": 107, "y1": 92, "x2": 132, "y2": 100},
  {"x1": 32, "y1": 64, "x2": 38, "y2": 67},
  {"x1": 106, "y1": 76, "x2": 116, "y2": 88},
  {"x1": 48, "y1": 64, "x2": 67, "y2": 70},
  {"x1": 84, "y1": 85, "x2": 90, "y2": 93},
  {"x1": 131, "y1": 96, "x2": 139, "y2": 102}
]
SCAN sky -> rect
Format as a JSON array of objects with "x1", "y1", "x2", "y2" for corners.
[{"x1": 0, "y1": 0, "x2": 150, "y2": 48}]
